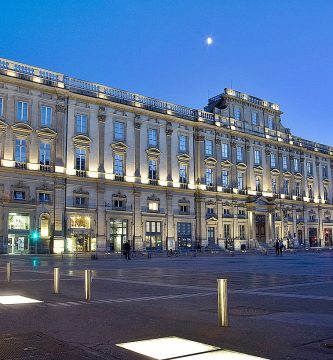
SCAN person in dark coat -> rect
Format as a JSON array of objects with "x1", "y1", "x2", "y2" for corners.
[
  {"x1": 275, "y1": 239, "x2": 280, "y2": 256},
  {"x1": 124, "y1": 241, "x2": 131, "y2": 260},
  {"x1": 279, "y1": 239, "x2": 284, "y2": 255}
]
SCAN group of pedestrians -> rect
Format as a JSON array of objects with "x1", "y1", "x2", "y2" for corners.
[{"x1": 275, "y1": 239, "x2": 285, "y2": 256}]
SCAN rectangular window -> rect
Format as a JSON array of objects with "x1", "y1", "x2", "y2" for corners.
[
  {"x1": 0, "y1": 97, "x2": 3, "y2": 116},
  {"x1": 295, "y1": 182, "x2": 301, "y2": 196},
  {"x1": 114, "y1": 121, "x2": 125, "y2": 141},
  {"x1": 113, "y1": 199, "x2": 123, "y2": 209},
  {"x1": 114, "y1": 154, "x2": 124, "y2": 176},
  {"x1": 221, "y1": 143, "x2": 229, "y2": 159},
  {"x1": 294, "y1": 158, "x2": 299, "y2": 173},
  {"x1": 239, "y1": 225, "x2": 245, "y2": 239},
  {"x1": 148, "y1": 201, "x2": 159, "y2": 211},
  {"x1": 224, "y1": 224, "x2": 231, "y2": 238},
  {"x1": 75, "y1": 196, "x2": 87, "y2": 206},
  {"x1": 17, "y1": 101, "x2": 28, "y2": 122},
  {"x1": 180, "y1": 205, "x2": 189, "y2": 213},
  {"x1": 75, "y1": 148, "x2": 86, "y2": 171},
  {"x1": 270, "y1": 153, "x2": 276, "y2": 168},
  {"x1": 39, "y1": 193, "x2": 50, "y2": 203},
  {"x1": 14, "y1": 191, "x2": 26, "y2": 200},
  {"x1": 205, "y1": 168, "x2": 213, "y2": 186},
  {"x1": 254, "y1": 149, "x2": 261, "y2": 165},
  {"x1": 237, "y1": 172, "x2": 243, "y2": 190},
  {"x1": 306, "y1": 162, "x2": 313, "y2": 176},
  {"x1": 148, "y1": 128, "x2": 158, "y2": 147},
  {"x1": 15, "y1": 139, "x2": 27, "y2": 163},
  {"x1": 251, "y1": 112, "x2": 258, "y2": 125},
  {"x1": 282, "y1": 156, "x2": 288, "y2": 170},
  {"x1": 179, "y1": 135, "x2": 188, "y2": 153},
  {"x1": 41, "y1": 106, "x2": 52, "y2": 127},
  {"x1": 39, "y1": 143, "x2": 51, "y2": 165},
  {"x1": 234, "y1": 107, "x2": 241, "y2": 120},
  {"x1": 222, "y1": 170, "x2": 229, "y2": 187},
  {"x1": 267, "y1": 115, "x2": 273, "y2": 129},
  {"x1": 272, "y1": 178, "x2": 277, "y2": 194},
  {"x1": 283, "y1": 179, "x2": 289, "y2": 195},
  {"x1": 236, "y1": 146, "x2": 243, "y2": 162},
  {"x1": 179, "y1": 163, "x2": 187, "y2": 183},
  {"x1": 322, "y1": 165, "x2": 328, "y2": 178},
  {"x1": 205, "y1": 140, "x2": 213, "y2": 156},
  {"x1": 145, "y1": 221, "x2": 162, "y2": 250},
  {"x1": 148, "y1": 159, "x2": 157, "y2": 179},
  {"x1": 76, "y1": 114, "x2": 88, "y2": 133}
]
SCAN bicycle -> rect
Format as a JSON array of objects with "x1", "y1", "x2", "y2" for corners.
[{"x1": 167, "y1": 249, "x2": 180, "y2": 257}]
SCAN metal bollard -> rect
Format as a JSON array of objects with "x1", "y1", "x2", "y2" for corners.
[
  {"x1": 217, "y1": 279, "x2": 228, "y2": 327},
  {"x1": 54, "y1": 267, "x2": 60, "y2": 294},
  {"x1": 7, "y1": 262, "x2": 12, "y2": 282},
  {"x1": 85, "y1": 269, "x2": 91, "y2": 301}
]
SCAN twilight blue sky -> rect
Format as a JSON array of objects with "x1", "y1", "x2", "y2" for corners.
[{"x1": 1, "y1": 0, "x2": 332, "y2": 145}]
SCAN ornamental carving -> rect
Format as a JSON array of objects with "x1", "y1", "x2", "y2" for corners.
[
  {"x1": 215, "y1": 138, "x2": 221, "y2": 145},
  {"x1": 195, "y1": 135, "x2": 205, "y2": 142},
  {"x1": 265, "y1": 149, "x2": 271, "y2": 156},
  {"x1": 56, "y1": 104, "x2": 66, "y2": 113},
  {"x1": 111, "y1": 142, "x2": 128, "y2": 153},
  {"x1": 134, "y1": 122, "x2": 141, "y2": 129},
  {"x1": 147, "y1": 194, "x2": 160, "y2": 202},
  {"x1": 166, "y1": 128, "x2": 173, "y2": 136},
  {"x1": 98, "y1": 114, "x2": 106, "y2": 123},
  {"x1": 289, "y1": 155, "x2": 294, "y2": 160},
  {"x1": 230, "y1": 141, "x2": 236, "y2": 148}
]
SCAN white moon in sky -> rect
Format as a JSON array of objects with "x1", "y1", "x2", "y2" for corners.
[{"x1": 206, "y1": 37, "x2": 213, "y2": 45}]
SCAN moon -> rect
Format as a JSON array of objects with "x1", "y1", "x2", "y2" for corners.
[{"x1": 206, "y1": 37, "x2": 213, "y2": 45}]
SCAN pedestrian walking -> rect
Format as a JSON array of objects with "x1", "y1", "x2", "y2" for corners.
[
  {"x1": 279, "y1": 239, "x2": 284, "y2": 255},
  {"x1": 124, "y1": 241, "x2": 131, "y2": 260},
  {"x1": 275, "y1": 239, "x2": 280, "y2": 256}
]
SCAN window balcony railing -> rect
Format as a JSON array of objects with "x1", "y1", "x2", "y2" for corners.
[
  {"x1": 149, "y1": 179, "x2": 158, "y2": 186},
  {"x1": 76, "y1": 170, "x2": 86, "y2": 177},
  {"x1": 206, "y1": 185, "x2": 217, "y2": 192},
  {"x1": 238, "y1": 189, "x2": 247, "y2": 195},
  {"x1": 222, "y1": 213, "x2": 233, "y2": 218},
  {"x1": 15, "y1": 161, "x2": 27, "y2": 169},
  {"x1": 222, "y1": 187, "x2": 232, "y2": 193},
  {"x1": 323, "y1": 219, "x2": 333, "y2": 223},
  {"x1": 40, "y1": 164, "x2": 52, "y2": 172},
  {"x1": 180, "y1": 183, "x2": 188, "y2": 189},
  {"x1": 114, "y1": 175, "x2": 125, "y2": 182},
  {"x1": 237, "y1": 214, "x2": 247, "y2": 219},
  {"x1": 296, "y1": 218, "x2": 304, "y2": 223},
  {"x1": 308, "y1": 219, "x2": 318, "y2": 223},
  {"x1": 206, "y1": 212, "x2": 217, "y2": 219},
  {"x1": 141, "y1": 206, "x2": 165, "y2": 214}
]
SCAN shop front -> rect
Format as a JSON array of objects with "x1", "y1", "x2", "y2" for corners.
[
  {"x1": 66, "y1": 215, "x2": 96, "y2": 252},
  {"x1": 177, "y1": 222, "x2": 192, "y2": 249},
  {"x1": 7, "y1": 213, "x2": 31, "y2": 254},
  {"x1": 324, "y1": 228, "x2": 333, "y2": 247},
  {"x1": 309, "y1": 228, "x2": 318, "y2": 247},
  {"x1": 145, "y1": 221, "x2": 163, "y2": 251},
  {"x1": 109, "y1": 219, "x2": 128, "y2": 252}
]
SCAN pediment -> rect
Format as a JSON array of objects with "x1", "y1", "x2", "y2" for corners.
[
  {"x1": 12, "y1": 122, "x2": 33, "y2": 134},
  {"x1": 146, "y1": 147, "x2": 161, "y2": 158},
  {"x1": 221, "y1": 159, "x2": 233, "y2": 167},
  {"x1": 271, "y1": 168, "x2": 280, "y2": 175},
  {"x1": 248, "y1": 196, "x2": 276, "y2": 206},
  {"x1": 36, "y1": 127, "x2": 57, "y2": 139},
  {"x1": 307, "y1": 175, "x2": 314, "y2": 181},
  {"x1": 72, "y1": 134, "x2": 91, "y2": 147},
  {"x1": 0, "y1": 120, "x2": 8, "y2": 132},
  {"x1": 204, "y1": 157, "x2": 217, "y2": 166},
  {"x1": 236, "y1": 162, "x2": 247, "y2": 169},
  {"x1": 283, "y1": 171, "x2": 292, "y2": 177},
  {"x1": 322, "y1": 178, "x2": 330, "y2": 185},
  {"x1": 112, "y1": 141, "x2": 128, "y2": 152},
  {"x1": 294, "y1": 172, "x2": 303, "y2": 179},
  {"x1": 206, "y1": 216, "x2": 218, "y2": 222},
  {"x1": 254, "y1": 165, "x2": 264, "y2": 172},
  {"x1": 177, "y1": 153, "x2": 190, "y2": 162}
]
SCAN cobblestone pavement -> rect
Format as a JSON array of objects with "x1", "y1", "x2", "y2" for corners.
[{"x1": 0, "y1": 250, "x2": 332, "y2": 359}]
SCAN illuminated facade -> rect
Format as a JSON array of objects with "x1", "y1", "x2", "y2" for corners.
[{"x1": 0, "y1": 57, "x2": 332, "y2": 254}]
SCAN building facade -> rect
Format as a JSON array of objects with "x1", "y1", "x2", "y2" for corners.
[{"x1": 0, "y1": 57, "x2": 332, "y2": 254}]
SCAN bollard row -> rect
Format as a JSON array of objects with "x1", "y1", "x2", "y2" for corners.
[{"x1": 217, "y1": 278, "x2": 228, "y2": 327}]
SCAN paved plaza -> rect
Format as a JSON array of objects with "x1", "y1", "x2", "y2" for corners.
[{"x1": 0, "y1": 250, "x2": 333, "y2": 359}]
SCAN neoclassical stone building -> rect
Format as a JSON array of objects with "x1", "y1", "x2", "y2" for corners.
[{"x1": 0, "y1": 57, "x2": 332, "y2": 254}]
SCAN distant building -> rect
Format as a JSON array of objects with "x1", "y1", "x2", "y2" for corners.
[{"x1": 0, "y1": 57, "x2": 332, "y2": 254}]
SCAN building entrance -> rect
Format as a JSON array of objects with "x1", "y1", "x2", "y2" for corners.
[
  {"x1": 255, "y1": 215, "x2": 266, "y2": 242},
  {"x1": 110, "y1": 219, "x2": 127, "y2": 252}
]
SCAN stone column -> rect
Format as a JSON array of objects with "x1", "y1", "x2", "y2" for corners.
[
  {"x1": 133, "y1": 188, "x2": 142, "y2": 249},
  {"x1": 217, "y1": 197, "x2": 224, "y2": 248},
  {"x1": 134, "y1": 121, "x2": 141, "y2": 179},
  {"x1": 96, "y1": 183, "x2": 106, "y2": 252},
  {"x1": 265, "y1": 148, "x2": 271, "y2": 192},
  {"x1": 55, "y1": 103, "x2": 66, "y2": 167},
  {"x1": 53, "y1": 179, "x2": 66, "y2": 253},
  {"x1": 166, "y1": 124, "x2": 173, "y2": 184},
  {"x1": 98, "y1": 113, "x2": 105, "y2": 174},
  {"x1": 166, "y1": 190, "x2": 174, "y2": 249},
  {"x1": 194, "y1": 132, "x2": 205, "y2": 185},
  {"x1": 247, "y1": 210, "x2": 255, "y2": 247},
  {"x1": 230, "y1": 140, "x2": 237, "y2": 188},
  {"x1": 318, "y1": 206, "x2": 323, "y2": 247},
  {"x1": 315, "y1": 160, "x2": 321, "y2": 200},
  {"x1": 216, "y1": 138, "x2": 222, "y2": 186},
  {"x1": 245, "y1": 141, "x2": 252, "y2": 191}
]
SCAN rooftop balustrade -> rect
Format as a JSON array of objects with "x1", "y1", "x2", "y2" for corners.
[{"x1": 1, "y1": 57, "x2": 332, "y2": 156}]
